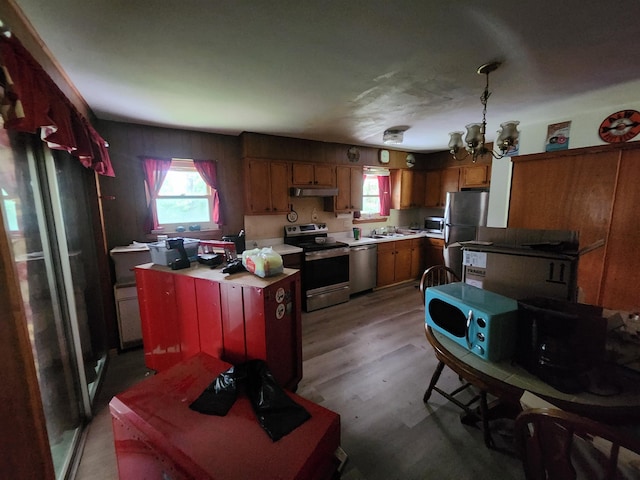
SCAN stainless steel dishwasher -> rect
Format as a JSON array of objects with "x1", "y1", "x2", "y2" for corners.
[{"x1": 349, "y1": 244, "x2": 377, "y2": 294}]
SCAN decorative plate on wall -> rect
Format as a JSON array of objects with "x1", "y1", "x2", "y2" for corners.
[
  {"x1": 347, "y1": 146, "x2": 360, "y2": 162},
  {"x1": 287, "y1": 209, "x2": 298, "y2": 223},
  {"x1": 598, "y1": 109, "x2": 640, "y2": 143}
]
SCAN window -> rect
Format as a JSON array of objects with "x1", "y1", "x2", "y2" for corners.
[
  {"x1": 361, "y1": 167, "x2": 390, "y2": 218},
  {"x1": 154, "y1": 159, "x2": 217, "y2": 231},
  {"x1": 362, "y1": 175, "x2": 381, "y2": 214}
]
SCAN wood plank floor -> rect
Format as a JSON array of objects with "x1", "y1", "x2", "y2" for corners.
[{"x1": 75, "y1": 281, "x2": 525, "y2": 479}]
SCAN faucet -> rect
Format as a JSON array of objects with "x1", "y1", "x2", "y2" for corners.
[{"x1": 371, "y1": 229, "x2": 377, "y2": 236}]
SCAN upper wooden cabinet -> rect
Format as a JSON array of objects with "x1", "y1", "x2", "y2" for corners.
[
  {"x1": 244, "y1": 159, "x2": 290, "y2": 214},
  {"x1": 325, "y1": 165, "x2": 362, "y2": 213},
  {"x1": 439, "y1": 167, "x2": 461, "y2": 206},
  {"x1": 291, "y1": 163, "x2": 335, "y2": 187},
  {"x1": 390, "y1": 169, "x2": 424, "y2": 209},
  {"x1": 424, "y1": 170, "x2": 442, "y2": 207},
  {"x1": 460, "y1": 163, "x2": 491, "y2": 188}
]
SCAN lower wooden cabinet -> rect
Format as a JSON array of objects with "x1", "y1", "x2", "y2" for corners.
[
  {"x1": 424, "y1": 237, "x2": 445, "y2": 269},
  {"x1": 376, "y1": 239, "x2": 414, "y2": 287}
]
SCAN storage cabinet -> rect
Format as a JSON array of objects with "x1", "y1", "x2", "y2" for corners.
[
  {"x1": 439, "y1": 167, "x2": 461, "y2": 205},
  {"x1": 291, "y1": 162, "x2": 335, "y2": 187},
  {"x1": 409, "y1": 237, "x2": 426, "y2": 279},
  {"x1": 391, "y1": 168, "x2": 423, "y2": 210},
  {"x1": 244, "y1": 159, "x2": 290, "y2": 214},
  {"x1": 325, "y1": 165, "x2": 362, "y2": 213},
  {"x1": 424, "y1": 170, "x2": 442, "y2": 207},
  {"x1": 376, "y1": 239, "x2": 413, "y2": 287},
  {"x1": 460, "y1": 163, "x2": 491, "y2": 188},
  {"x1": 135, "y1": 265, "x2": 303, "y2": 389},
  {"x1": 424, "y1": 237, "x2": 445, "y2": 269}
]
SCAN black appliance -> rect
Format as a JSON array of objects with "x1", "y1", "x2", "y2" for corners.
[
  {"x1": 284, "y1": 223, "x2": 350, "y2": 312},
  {"x1": 222, "y1": 230, "x2": 246, "y2": 254},
  {"x1": 516, "y1": 297, "x2": 607, "y2": 393}
]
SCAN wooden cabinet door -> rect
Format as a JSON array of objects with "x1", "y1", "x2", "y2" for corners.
[
  {"x1": 440, "y1": 167, "x2": 460, "y2": 206},
  {"x1": 424, "y1": 170, "x2": 442, "y2": 207},
  {"x1": 313, "y1": 164, "x2": 335, "y2": 187},
  {"x1": 424, "y1": 238, "x2": 444, "y2": 268},
  {"x1": 600, "y1": 148, "x2": 640, "y2": 310},
  {"x1": 291, "y1": 163, "x2": 315, "y2": 185},
  {"x1": 391, "y1": 169, "x2": 414, "y2": 209},
  {"x1": 349, "y1": 165, "x2": 363, "y2": 211},
  {"x1": 508, "y1": 151, "x2": 618, "y2": 305},
  {"x1": 411, "y1": 170, "x2": 426, "y2": 208},
  {"x1": 269, "y1": 161, "x2": 290, "y2": 213},
  {"x1": 410, "y1": 238, "x2": 425, "y2": 279},
  {"x1": 329, "y1": 165, "x2": 361, "y2": 212},
  {"x1": 376, "y1": 241, "x2": 396, "y2": 287},
  {"x1": 394, "y1": 239, "x2": 413, "y2": 282},
  {"x1": 245, "y1": 159, "x2": 272, "y2": 214},
  {"x1": 461, "y1": 164, "x2": 491, "y2": 188}
]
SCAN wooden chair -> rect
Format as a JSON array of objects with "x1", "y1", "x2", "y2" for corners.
[
  {"x1": 419, "y1": 265, "x2": 460, "y2": 305},
  {"x1": 514, "y1": 408, "x2": 640, "y2": 480},
  {"x1": 420, "y1": 266, "x2": 477, "y2": 408}
]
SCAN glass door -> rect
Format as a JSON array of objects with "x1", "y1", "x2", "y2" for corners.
[{"x1": 0, "y1": 130, "x2": 107, "y2": 478}]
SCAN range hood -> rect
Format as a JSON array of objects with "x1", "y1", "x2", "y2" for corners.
[{"x1": 290, "y1": 187, "x2": 339, "y2": 197}]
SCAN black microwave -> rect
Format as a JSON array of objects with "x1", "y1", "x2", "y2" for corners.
[{"x1": 424, "y1": 216, "x2": 444, "y2": 234}]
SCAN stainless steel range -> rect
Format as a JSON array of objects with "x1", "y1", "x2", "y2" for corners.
[{"x1": 284, "y1": 223, "x2": 350, "y2": 312}]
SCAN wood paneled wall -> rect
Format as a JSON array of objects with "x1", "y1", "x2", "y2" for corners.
[{"x1": 96, "y1": 120, "x2": 244, "y2": 250}]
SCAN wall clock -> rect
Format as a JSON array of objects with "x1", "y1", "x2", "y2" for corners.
[
  {"x1": 347, "y1": 146, "x2": 360, "y2": 162},
  {"x1": 406, "y1": 153, "x2": 416, "y2": 168},
  {"x1": 379, "y1": 149, "x2": 390, "y2": 164},
  {"x1": 598, "y1": 109, "x2": 640, "y2": 143}
]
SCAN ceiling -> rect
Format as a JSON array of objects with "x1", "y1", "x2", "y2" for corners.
[{"x1": 10, "y1": 0, "x2": 640, "y2": 152}]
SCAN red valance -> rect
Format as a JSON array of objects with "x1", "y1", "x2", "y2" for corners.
[{"x1": 0, "y1": 34, "x2": 114, "y2": 176}]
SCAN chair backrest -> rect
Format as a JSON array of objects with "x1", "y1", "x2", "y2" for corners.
[
  {"x1": 419, "y1": 265, "x2": 460, "y2": 305},
  {"x1": 514, "y1": 408, "x2": 640, "y2": 480}
]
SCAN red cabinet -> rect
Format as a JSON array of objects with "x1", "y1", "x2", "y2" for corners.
[{"x1": 135, "y1": 265, "x2": 302, "y2": 389}]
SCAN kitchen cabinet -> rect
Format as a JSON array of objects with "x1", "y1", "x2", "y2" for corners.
[
  {"x1": 244, "y1": 159, "x2": 290, "y2": 214},
  {"x1": 376, "y1": 239, "x2": 413, "y2": 287},
  {"x1": 440, "y1": 167, "x2": 461, "y2": 205},
  {"x1": 424, "y1": 170, "x2": 443, "y2": 207},
  {"x1": 460, "y1": 163, "x2": 491, "y2": 188},
  {"x1": 391, "y1": 169, "x2": 423, "y2": 209},
  {"x1": 325, "y1": 165, "x2": 363, "y2": 213},
  {"x1": 134, "y1": 265, "x2": 303, "y2": 389},
  {"x1": 291, "y1": 162, "x2": 335, "y2": 187},
  {"x1": 409, "y1": 237, "x2": 426, "y2": 279},
  {"x1": 424, "y1": 237, "x2": 445, "y2": 269}
]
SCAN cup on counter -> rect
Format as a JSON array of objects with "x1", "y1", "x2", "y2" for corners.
[{"x1": 353, "y1": 227, "x2": 361, "y2": 240}]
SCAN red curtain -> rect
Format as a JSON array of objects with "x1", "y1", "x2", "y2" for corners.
[
  {"x1": 193, "y1": 159, "x2": 223, "y2": 225},
  {"x1": 141, "y1": 157, "x2": 172, "y2": 232},
  {"x1": 378, "y1": 175, "x2": 391, "y2": 216},
  {"x1": 0, "y1": 34, "x2": 114, "y2": 176}
]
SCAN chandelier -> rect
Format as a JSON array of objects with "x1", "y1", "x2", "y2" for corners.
[{"x1": 448, "y1": 61, "x2": 519, "y2": 163}]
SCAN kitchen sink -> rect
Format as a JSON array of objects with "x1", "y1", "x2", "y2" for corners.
[{"x1": 370, "y1": 233, "x2": 406, "y2": 239}]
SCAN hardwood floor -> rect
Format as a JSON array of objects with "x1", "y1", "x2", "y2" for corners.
[{"x1": 75, "y1": 281, "x2": 524, "y2": 479}]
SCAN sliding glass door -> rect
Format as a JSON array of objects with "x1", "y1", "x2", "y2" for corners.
[{"x1": 0, "y1": 130, "x2": 107, "y2": 478}]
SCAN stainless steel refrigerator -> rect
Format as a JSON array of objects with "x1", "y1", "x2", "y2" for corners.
[{"x1": 443, "y1": 190, "x2": 489, "y2": 279}]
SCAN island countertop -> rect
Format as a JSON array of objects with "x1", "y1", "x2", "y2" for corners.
[{"x1": 134, "y1": 262, "x2": 300, "y2": 288}]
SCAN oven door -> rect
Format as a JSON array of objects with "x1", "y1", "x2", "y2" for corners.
[{"x1": 303, "y1": 247, "x2": 350, "y2": 311}]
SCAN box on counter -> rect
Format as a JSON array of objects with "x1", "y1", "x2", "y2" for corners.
[{"x1": 148, "y1": 238, "x2": 200, "y2": 266}]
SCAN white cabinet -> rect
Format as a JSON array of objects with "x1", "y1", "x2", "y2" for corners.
[{"x1": 114, "y1": 285, "x2": 143, "y2": 349}]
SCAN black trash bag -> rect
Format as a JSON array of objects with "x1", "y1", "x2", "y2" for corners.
[
  {"x1": 243, "y1": 360, "x2": 311, "y2": 441},
  {"x1": 189, "y1": 365, "x2": 238, "y2": 416},
  {"x1": 189, "y1": 360, "x2": 311, "y2": 442}
]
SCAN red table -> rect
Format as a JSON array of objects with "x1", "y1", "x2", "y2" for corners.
[{"x1": 110, "y1": 353, "x2": 341, "y2": 480}]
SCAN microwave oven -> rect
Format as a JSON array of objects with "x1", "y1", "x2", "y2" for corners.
[
  {"x1": 424, "y1": 216, "x2": 445, "y2": 234},
  {"x1": 425, "y1": 282, "x2": 519, "y2": 361}
]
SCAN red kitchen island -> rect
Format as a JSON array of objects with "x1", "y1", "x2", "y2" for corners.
[{"x1": 134, "y1": 263, "x2": 302, "y2": 389}]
